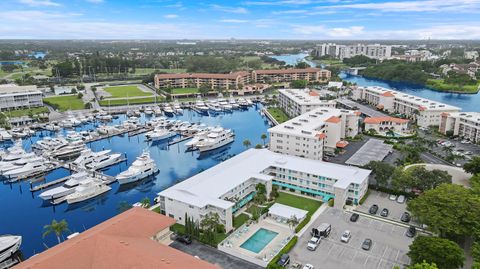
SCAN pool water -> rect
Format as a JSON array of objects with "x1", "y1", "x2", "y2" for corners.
[{"x1": 240, "y1": 228, "x2": 278, "y2": 253}]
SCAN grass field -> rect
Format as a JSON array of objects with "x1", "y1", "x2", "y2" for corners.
[
  {"x1": 426, "y1": 79, "x2": 480, "y2": 93},
  {"x1": 99, "y1": 96, "x2": 164, "y2": 106},
  {"x1": 267, "y1": 107, "x2": 290, "y2": 124},
  {"x1": 104, "y1": 85, "x2": 153, "y2": 99},
  {"x1": 43, "y1": 95, "x2": 85, "y2": 111},
  {"x1": 233, "y1": 213, "x2": 250, "y2": 229},
  {"x1": 171, "y1": 88, "x2": 199, "y2": 95},
  {"x1": 275, "y1": 192, "x2": 322, "y2": 215},
  {"x1": 240, "y1": 56, "x2": 276, "y2": 69},
  {"x1": 3, "y1": 107, "x2": 49, "y2": 118}
]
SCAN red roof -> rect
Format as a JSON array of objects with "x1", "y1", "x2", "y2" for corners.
[
  {"x1": 381, "y1": 91, "x2": 395, "y2": 97},
  {"x1": 418, "y1": 106, "x2": 427, "y2": 111},
  {"x1": 15, "y1": 208, "x2": 219, "y2": 269},
  {"x1": 364, "y1": 116, "x2": 409, "y2": 124},
  {"x1": 156, "y1": 71, "x2": 248, "y2": 80},
  {"x1": 325, "y1": 116, "x2": 341, "y2": 124},
  {"x1": 316, "y1": 133, "x2": 327, "y2": 139},
  {"x1": 354, "y1": 111, "x2": 362, "y2": 116},
  {"x1": 254, "y1": 68, "x2": 322, "y2": 74},
  {"x1": 309, "y1": 91, "x2": 319, "y2": 96},
  {"x1": 336, "y1": 141, "x2": 349, "y2": 148}
]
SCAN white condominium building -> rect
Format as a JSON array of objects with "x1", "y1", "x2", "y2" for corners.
[
  {"x1": 351, "y1": 86, "x2": 461, "y2": 127},
  {"x1": 315, "y1": 43, "x2": 392, "y2": 60},
  {"x1": 0, "y1": 85, "x2": 43, "y2": 111},
  {"x1": 268, "y1": 107, "x2": 360, "y2": 160},
  {"x1": 277, "y1": 89, "x2": 337, "y2": 118},
  {"x1": 440, "y1": 112, "x2": 480, "y2": 143},
  {"x1": 157, "y1": 149, "x2": 371, "y2": 232}
]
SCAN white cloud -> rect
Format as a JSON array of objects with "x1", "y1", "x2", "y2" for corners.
[
  {"x1": 220, "y1": 19, "x2": 249, "y2": 23},
  {"x1": 210, "y1": 4, "x2": 248, "y2": 14},
  {"x1": 86, "y1": 0, "x2": 104, "y2": 3},
  {"x1": 164, "y1": 14, "x2": 178, "y2": 19},
  {"x1": 18, "y1": 0, "x2": 60, "y2": 7},
  {"x1": 318, "y1": 0, "x2": 480, "y2": 12}
]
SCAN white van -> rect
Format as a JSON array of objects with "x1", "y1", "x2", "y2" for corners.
[{"x1": 311, "y1": 223, "x2": 331, "y2": 238}]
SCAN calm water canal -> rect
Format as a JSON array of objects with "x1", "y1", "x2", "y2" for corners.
[{"x1": 0, "y1": 106, "x2": 270, "y2": 257}]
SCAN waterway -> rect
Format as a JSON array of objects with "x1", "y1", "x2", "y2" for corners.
[
  {"x1": 274, "y1": 53, "x2": 480, "y2": 112},
  {"x1": 0, "y1": 106, "x2": 270, "y2": 257},
  {"x1": 271, "y1": 53, "x2": 316, "y2": 67}
]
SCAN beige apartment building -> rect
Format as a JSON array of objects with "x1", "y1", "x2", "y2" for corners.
[
  {"x1": 440, "y1": 112, "x2": 480, "y2": 143},
  {"x1": 268, "y1": 107, "x2": 360, "y2": 160},
  {"x1": 277, "y1": 89, "x2": 336, "y2": 118},
  {"x1": 351, "y1": 86, "x2": 461, "y2": 127},
  {"x1": 251, "y1": 68, "x2": 331, "y2": 83}
]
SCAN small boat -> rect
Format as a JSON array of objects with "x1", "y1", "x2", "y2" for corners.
[
  {"x1": 66, "y1": 181, "x2": 111, "y2": 204},
  {"x1": 116, "y1": 151, "x2": 158, "y2": 185},
  {"x1": 0, "y1": 235, "x2": 22, "y2": 262}
]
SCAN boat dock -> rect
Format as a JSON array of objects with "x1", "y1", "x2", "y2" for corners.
[
  {"x1": 168, "y1": 135, "x2": 193, "y2": 146},
  {"x1": 128, "y1": 126, "x2": 153, "y2": 137},
  {"x1": 30, "y1": 174, "x2": 72, "y2": 192}
]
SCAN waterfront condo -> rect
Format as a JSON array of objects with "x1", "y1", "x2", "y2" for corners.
[
  {"x1": 277, "y1": 88, "x2": 337, "y2": 118},
  {"x1": 351, "y1": 86, "x2": 461, "y2": 127},
  {"x1": 157, "y1": 149, "x2": 370, "y2": 232},
  {"x1": 268, "y1": 107, "x2": 360, "y2": 160},
  {"x1": 440, "y1": 112, "x2": 480, "y2": 143}
]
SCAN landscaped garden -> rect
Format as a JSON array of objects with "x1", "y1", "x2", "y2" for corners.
[
  {"x1": 43, "y1": 95, "x2": 85, "y2": 111},
  {"x1": 171, "y1": 88, "x2": 199, "y2": 95},
  {"x1": 3, "y1": 107, "x2": 49, "y2": 118},
  {"x1": 267, "y1": 107, "x2": 290, "y2": 124},
  {"x1": 103, "y1": 85, "x2": 153, "y2": 98}
]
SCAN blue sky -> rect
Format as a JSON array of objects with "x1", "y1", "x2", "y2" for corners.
[{"x1": 0, "y1": 0, "x2": 479, "y2": 39}]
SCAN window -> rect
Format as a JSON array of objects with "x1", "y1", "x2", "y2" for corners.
[{"x1": 168, "y1": 214, "x2": 175, "y2": 218}]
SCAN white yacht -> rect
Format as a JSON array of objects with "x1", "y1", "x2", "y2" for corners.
[
  {"x1": 146, "y1": 128, "x2": 176, "y2": 141},
  {"x1": 196, "y1": 128, "x2": 235, "y2": 152},
  {"x1": 33, "y1": 137, "x2": 68, "y2": 152},
  {"x1": 184, "y1": 127, "x2": 212, "y2": 149},
  {"x1": 173, "y1": 102, "x2": 183, "y2": 114},
  {"x1": 144, "y1": 107, "x2": 154, "y2": 115},
  {"x1": 0, "y1": 129, "x2": 13, "y2": 142},
  {"x1": 0, "y1": 235, "x2": 22, "y2": 262},
  {"x1": 0, "y1": 155, "x2": 44, "y2": 175},
  {"x1": 229, "y1": 97, "x2": 239, "y2": 109},
  {"x1": 116, "y1": 151, "x2": 158, "y2": 185},
  {"x1": 163, "y1": 106, "x2": 175, "y2": 117},
  {"x1": 39, "y1": 172, "x2": 93, "y2": 200},
  {"x1": 73, "y1": 149, "x2": 111, "y2": 168},
  {"x1": 51, "y1": 141, "x2": 86, "y2": 159},
  {"x1": 4, "y1": 161, "x2": 48, "y2": 180},
  {"x1": 153, "y1": 106, "x2": 163, "y2": 116},
  {"x1": 66, "y1": 181, "x2": 111, "y2": 204},
  {"x1": 85, "y1": 152, "x2": 123, "y2": 170}
]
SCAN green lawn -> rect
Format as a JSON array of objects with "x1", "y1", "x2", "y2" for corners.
[
  {"x1": 3, "y1": 107, "x2": 49, "y2": 118},
  {"x1": 267, "y1": 107, "x2": 290, "y2": 124},
  {"x1": 104, "y1": 85, "x2": 153, "y2": 99},
  {"x1": 43, "y1": 95, "x2": 85, "y2": 111},
  {"x1": 275, "y1": 192, "x2": 322, "y2": 216},
  {"x1": 171, "y1": 88, "x2": 199, "y2": 95},
  {"x1": 426, "y1": 79, "x2": 480, "y2": 93},
  {"x1": 233, "y1": 213, "x2": 250, "y2": 229},
  {"x1": 99, "y1": 96, "x2": 164, "y2": 106}
]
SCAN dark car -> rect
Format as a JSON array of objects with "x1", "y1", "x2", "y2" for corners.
[
  {"x1": 369, "y1": 204, "x2": 379, "y2": 214},
  {"x1": 177, "y1": 234, "x2": 192, "y2": 244},
  {"x1": 362, "y1": 238, "x2": 372, "y2": 250},
  {"x1": 350, "y1": 213, "x2": 359, "y2": 222},
  {"x1": 380, "y1": 208, "x2": 389, "y2": 217},
  {"x1": 406, "y1": 226, "x2": 417, "y2": 238},
  {"x1": 401, "y1": 212, "x2": 411, "y2": 223},
  {"x1": 277, "y1": 254, "x2": 290, "y2": 267}
]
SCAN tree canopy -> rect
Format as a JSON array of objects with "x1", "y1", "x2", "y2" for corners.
[
  {"x1": 290, "y1": 79, "x2": 308, "y2": 88},
  {"x1": 407, "y1": 236, "x2": 464, "y2": 269},
  {"x1": 365, "y1": 161, "x2": 395, "y2": 187},
  {"x1": 407, "y1": 184, "x2": 480, "y2": 237},
  {"x1": 392, "y1": 166, "x2": 452, "y2": 193},
  {"x1": 464, "y1": 156, "x2": 480, "y2": 175}
]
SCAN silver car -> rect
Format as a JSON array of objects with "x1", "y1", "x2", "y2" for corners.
[{"x1": 340, "y1": 230, "x2": 351, "y2": 243}]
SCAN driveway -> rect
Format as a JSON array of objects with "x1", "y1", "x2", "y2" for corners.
[{"x1": 170, "y1": 241, "x2": 262, "y2": 269}]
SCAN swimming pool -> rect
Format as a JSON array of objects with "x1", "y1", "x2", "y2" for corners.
[{"x1": 240, "y1": 228, "x2": 278, "y2": 253}]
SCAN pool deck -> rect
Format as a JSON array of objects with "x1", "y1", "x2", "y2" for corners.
[{"x1": 219, "y1": 217, "x2": 293, "y2": 267}]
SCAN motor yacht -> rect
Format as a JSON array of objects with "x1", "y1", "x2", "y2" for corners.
[
  {"x1": 196, "y1": 128, "x2": 235, "y2": 152},
  {"x1": 51, "y1": 141, "x2": 86, "y2": 160},
  {"x1": 0, "y1": 235, "x2": 22, "y2": 262},
  {"x1": 39, "y1": 172, "x2": 93, "y2": 200},
  {"x1": 144, "y1": 107, "x2": 154, "y2": 115},
  {"x1": 85, "y1": 152, "x2": 123, "y2": 170},
  {"x1": 4, "y1": 161, "x2": 48, "y2": 180},
  {"x1": 0, "y1": 155, "x2": 44, "y2": 175},
  {"x1": 116, "y1": 151, "x2": 158, "y2": 185},
  {"x1": 173, "y1": 102, "x2": 183, "y2": 114},
  {"x1": 73, "y1": 149, "x2": 111, "y2": 167},
  {"x1": 145, "y1": 128, "x2": 176, "y2": 141},
  {"x1": 163, "y1": 106, "x2": 175, "y2": 117},
  {"x1": 66, "y1": 181, "x2": 111, "y2": 204},
  {"x1": 0, "y1": 129, "x2": 13, "y2": 142}
]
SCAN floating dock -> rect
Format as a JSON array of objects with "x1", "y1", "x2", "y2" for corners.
[{"x1": 168, "y1": 135, "x2": 193, "y2": 146}]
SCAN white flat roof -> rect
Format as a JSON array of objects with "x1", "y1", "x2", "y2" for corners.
[
  {"x1": 158, "y1": 149, "x2": 371, "y2": 209},
  {"x1": 448, "y1": 112, "x2": 480, "y2": 123},
  {"x1": 269, "y1": 203, "x2": 308, "y2": 220},
  {"x1": 268, "y1": 107, "x2": 355, "y2": 138},
  {"x1": 0, "y1": 85, "x2": 38, "y2": 94},
  {"x1": 279, "y1": 89, "x2": 336, "y2": 106},
  {"x1": 361, "y1": 86, "x2": 460, "y2": 111}
]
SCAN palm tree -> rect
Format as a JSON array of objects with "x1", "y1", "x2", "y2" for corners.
[
  {"x1": 43, "y1": 219, "x2": 70, "y2": 244},
  {"x1": 243, "y1": 139, "x2": 251, "y2": 149},
  {"x1": 287, "y1": 216, "x2": 300, "y2": 231},
  {"x1": 140, "y1": 197, "x2": 151, "y2": 208},
  {"x1": 386, "y1": 129, "x2": 395, "y2": 137},
  {"x1": 261, "y1": 134, "x2": 267, "y2": 146}
]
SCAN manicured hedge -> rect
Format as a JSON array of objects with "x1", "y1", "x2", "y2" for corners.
[{"x1": 267, "y1": 236, "x2": 298, "y2": 269}]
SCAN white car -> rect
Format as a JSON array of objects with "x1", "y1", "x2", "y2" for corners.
[
  {"x1": 303, "y1": 264, "x2": 314, "y2": 269},
  {"x1": 341, "y1": 230, "x2": 351, "y2": 243},
  {"x1": 307, "y1": 236, "x2": 320, "y2": 251},
  {"x1": 389, "y1": 194, "x2": 397, "y2": 201},
  {"x1": 396, "y1": 195, "x2": 406, "y2": 204}
]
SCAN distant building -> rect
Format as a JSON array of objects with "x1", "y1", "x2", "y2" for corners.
[
  {"x1": 15, "y1": 208, "x2": 219, "y2": 269},
  {"x1": 157, "y1": 149, "x2": 371, "y2": 228},
  {"x1": 465, "y1": 51, "x2": 479, "y2": 60},
  {"x1": 440, "y1": 112, "x2": 480, "y2": 143},
  {"x1": 392, "y1": 50, "x2": 437, "y2": 62},
  {"x1": 251, "y1": 68, "x2": 330, "y2": 84},
  {"x1": 277, "y1": 89, "x2": 336, "y2": 118},
  {"x1": 0, "y1": 85, "x2": 43, "y2": 111},
  {"x1": 351, "y1": 86, "x2": 461, "y2": 127},
  {"x1": 315, "y1": 43, "x2": 392, "y2": 60},
  {"x1": 268, "y1": 107, "x2": 360, "y2": 160},
  {"x1": 440, "y1": 63, "x2": 478, "y2": 79},
  {"x1": 54, "y1": 86, "x2": 75, "y2": 95}
]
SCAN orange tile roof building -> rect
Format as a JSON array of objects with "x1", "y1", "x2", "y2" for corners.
[
  {"x1": 364, "y1": 116, "x2": 410, "y2": 135},
  {"x1": 15, "y1": 208, "x2": 219, "y2": 269},
  {"x1": 251, "y1": 68, "x2": 330, "y2": 84}
]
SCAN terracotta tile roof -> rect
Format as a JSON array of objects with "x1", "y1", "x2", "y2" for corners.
[
  {"x1": 354, "y1": 111, "x2": 362, "y2": 116},
  {"x1": 253, "y1": 68, "x2": 322, "y2": 74},
  {"x1": 376, "y1": 104, "x2": 384, "y2": 109},
  {"x1": 381, "y1": 91, "x2": 395, "y2": 97},
  {"x1": 156, "y1": 72, "x2": 248, "y2": 80},
  {"x1": 325, "y1": 116, "x2": 341, "y2": 124},
  {"x1": 316, "y1": 133, "x2": 327, "y2": 139},
  {"x1": 15, "y1": 208, "x2": 219, "y2": 269},
  {"x1": 364, "y1": 116, "x2": 409, "y2": 124},
  {"x1": 309, "y1": 91, "x2": 319, "y2": 96},
  {"x1": 336, "y1": 141, "x2": 349, "y2": 148},
  {"x1": 418, "y1": 105, "x2": 426, "y2": 111}
]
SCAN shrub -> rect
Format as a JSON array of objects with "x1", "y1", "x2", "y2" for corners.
[
  {"x1": 267, "y1": 236, "x2": 298, "y2": 268},
  {"x1": 328, "y1": 198, "x2": 334, "y2": 207},
  {"x1": 295, "y1": 216, "x2": 311, "y2": 233},
  {"x1": 359, "y1": 189, "x2": 370, "y2": 205}
]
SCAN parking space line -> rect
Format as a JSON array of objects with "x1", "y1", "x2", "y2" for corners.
[
  {"x1": 395, "y1": 249, "x2": 400, "y2": 262},
  {"x1": 364, "y1": 256, "x2": 369, "y2": 267},
  {"x1": 382, "y1": 246, "x2": 388, "y2": 259},
  {"x1": 352, "y1": 250, "x2": 358, "y2": 261}
]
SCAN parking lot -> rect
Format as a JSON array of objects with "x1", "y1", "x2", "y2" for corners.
[
  {"x1": 290, "y1": 207, "x2": 413, "y2": 269},
  {"x1": 356, "y1": 191, "x2": 416, "y2": 225}
]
